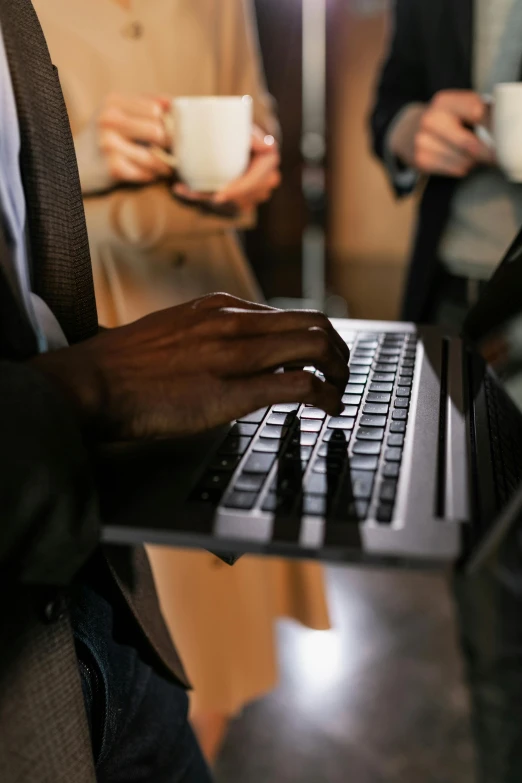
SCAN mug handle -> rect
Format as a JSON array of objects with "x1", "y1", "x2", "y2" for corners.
[
  {"x1": 474, "y1": 93, "x2": 495, "y2": 150},
  {"x1": 150, "y1": 109, "x2": 178, "y2": 169}
]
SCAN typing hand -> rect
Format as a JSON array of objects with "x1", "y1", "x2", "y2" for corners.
[{"x1": 31, "y1": 294, "x2": 349, "y2": 441}]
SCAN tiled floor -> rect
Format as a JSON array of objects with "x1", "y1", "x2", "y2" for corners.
[{"x1": 216, "y1": 565, "x2": 474, "y2": 782}]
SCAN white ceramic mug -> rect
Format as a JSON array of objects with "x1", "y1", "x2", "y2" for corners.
[
  {"x1": 476, "y1": 83, "x2": 522, "y2": 183},
  {"x1": 165, "y1": 95, "x2": 253, "y2": 192}
]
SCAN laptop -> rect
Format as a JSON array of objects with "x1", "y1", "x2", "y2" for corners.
[{"x1": 97, "y1": 228, "x2": 522, "y2": 571}]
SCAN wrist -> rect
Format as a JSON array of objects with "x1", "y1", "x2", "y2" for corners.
[
  {"x1": 388, "y1": 103, "x2": 426, "y2": 169},
  {"x1": 28, "y1": 343, "x2": 103, "y2": 435}
]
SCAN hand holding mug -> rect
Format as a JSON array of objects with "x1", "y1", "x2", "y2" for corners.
[
  {"x1": 391, "y1": 89, "x2": 495, "y2": 177},
  {"x1": 94, "y1": 93, "x2": 173, "y2": 184},
  {"x1": 174, "y1": 127, "x2": 281, "y2": 212}
]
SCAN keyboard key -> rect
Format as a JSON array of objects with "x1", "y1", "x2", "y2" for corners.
[
  {"x1": 349, "y1": 366, "x2": 371, "y2": 376},
  {"x1": 374, "y1": 364, "x2": 397, "y2": 374},
  {"x1": 382, "y1": 462, "x2": 400, "y2": 479},
  {"x1": 323, "y1": 429, "x2": 352, "y2": 445},
  {"x1": 353, "y1": 440, "x2": 381, "y2": 456},
  {"x1": 235, "y1": 474, "x2": 266, "y2": 493},
  {"x1": 372, "y1": 373, "x2": 395, "y2": 383},
  {"x1": 399, "y1": 368, "x2": 414, "y2": 377},
  {"x1": 306, "y1": 473, "x2": 338, "y2": 496},
  {"x1": 190, "y1": 487, "x2": 224, "y2": 504},
  {"x1": 356, "y1": 427, "x2": 385, "y2": 441},
  {"x1": 243, "y1": 453, "x2": 276, "y2": 474},
  {"x1": 342, "y1": 394, "x2": 363, "y2": 406},
  {"x1": 328, "y1": 417, "x2": 356, "y2": 430},
  {"x1": 268, "y1": 412, "x2": 294, "y2": 426},
  {"x1": 238, "y1": 408, "x2": 267, "y2": 424},
  {"x1": 253, "y1": 438, "x2": 280, "y2": 453},
  {"x1": 299, "y1": 432, "x2": 320, "y2": 446},
  {"x1": 375, "y1": 357, "x2": 399, "y2": 366},
  {"x1": 402, "y1": 359, "x2": 415, "y2": 368},
  {"x1": 396, "y1": 387, "x2": 411, "y2": 398},
  {"x1": 210, "y1": 454, "x2": 242, "y2": 471},
  {"x1": 300, "y1": 419, "x2": 323, "y2": 432},
  {"x1": 367, "y1": 392, "x2": 391, "y2": 404},
  {"x1": 387, "y1": 433, "x2": 404, "y2": 447},
  {"x1": 392, "y1": 409, "x2": 407, "y2": 421},
  {"x1": 390, "y1": 421, "x2": 407, "y2": 433},
  {"x1": 270, "y1": 475, "x2": 302, "y2": 495},
  {"x1": 262, "y1": 493, "x2": 295, "y2": 513},
  {"x1": 360, "y1": 415, "x2": 387, "y2": 428},
  {"x1": 369, "y1": 383, "x2": 393, "y2": 393},
  {"x1": 379, "y1": 347, "x2": 401, "y2": 356},
  {"x1": 201, "y1": 472, "x2": 232, "y2": 491},
  {"x1": 219, "y1": 435, "x2": 252, "y2": 455},
  {"x1": 348, "y1": 373, "x2": 369, "y2": 385},
  {"x1": 312, "y1": 458, "x2": 345, "y2": 474},
  {"x1": 363, "y1": 403, "x2": 388, "y2": 415},
  {"x1": 273, "y1": 403, "x2": 300, "y2": 413},
  {"x1": 303, "y1": 495, "x2": 327, "y2": 516},
  {"x1": 394, "y1": 398, "x2": 409, "y2": 409},
  {"x1": 350, "y1": 455, "x2": 379, "y2": 471},
  {"x1": 380, "y1": 480, "x2": 397, "y2": 503},
  {"x1": 235, "y1": 423, "x2": 258, "y2": 437},
  {"x1": 345, "y1": 501, "x2": 369, "y2": 520},
  {"x1": 384, "y1": 447, "x2": 403, "y2": 462},
  {"x1": 376, "y1": 503, "x2": 394, "y2": 524},
  {"x1": 341, "y1": 406, "x2": 359, "y2": 418},
  {"x1": 300, "y1": 407, "x2": 327, "y2": 420},
  {"x1": 357, "y1": 341, "x2": 378, "y2": 350},
  {"x1": 350, "y1": 356, "x2": 373, "y2": 366},
  {"x1": 281, "y1": 447, "x2": 312, "y2": 466},
  {"x1": 345, "y1": 384, "x2": 365, "y2": 395},
  {"x1": 398, "y1": 377, "x2": 412, "y2": 387},
  {"x1": 224, "y1": 491, "x2": 257, "y2": 510},
  {"x1": 317, "y1": 441, "x2": 348, "y2": 457},
  {"x1": 349, "y1": 471, "x2": 375, "y2": 499},
  {"x1": 261, "y1": 424, "x2": 289, "y2": 439}
]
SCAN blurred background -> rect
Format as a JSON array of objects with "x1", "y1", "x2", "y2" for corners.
[{"x1": 248, "y1": 0, "x2": 417, "y2": 321}]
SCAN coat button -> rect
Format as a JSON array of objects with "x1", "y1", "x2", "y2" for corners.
[
  {"x1": 121, "y1": 21, "x2": 144, "y2": 40},
  {"x1": 42, "y1": 593, "x2": 68, "y2": 624},
  {"x1": 172, "y1": 252, "x2": 186, "y2": 269}
]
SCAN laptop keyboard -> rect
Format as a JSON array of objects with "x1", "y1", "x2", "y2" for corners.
[
  {"x1": 484, "y1": 372, "x2": 522, "y2": 510},
  {"x1": 191, "y1": 332, "x2": 418, "y2": 524}
]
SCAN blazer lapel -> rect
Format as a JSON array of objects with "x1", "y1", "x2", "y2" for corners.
[
  {"x1": 0, "y1": 0, "x2": 98, "y2": 345},
  {"x1": 450, "y1": 0, "x2": 474, "y2": 88}
]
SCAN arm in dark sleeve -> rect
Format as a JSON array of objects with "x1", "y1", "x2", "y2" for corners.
[
  {"x1": 0, "y1": 361, "x2": 99, "y2": 586},
  {"x1": 369, "y1": 0, "x2": 427, "y2": 194}
]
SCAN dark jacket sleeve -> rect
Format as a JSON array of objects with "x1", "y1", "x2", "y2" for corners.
[
  {"x1": 369, "y1": 0, "x2": 427, "y2": 194},
  {"x1": 0, "y1": 361, "x2": 99, "y2": 586}
]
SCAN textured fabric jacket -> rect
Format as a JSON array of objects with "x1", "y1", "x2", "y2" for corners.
[{"x1": 0, "y1": 2, "x2": 188, "y2": 781}]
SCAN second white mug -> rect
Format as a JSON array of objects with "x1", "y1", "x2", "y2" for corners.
[{"x1": 476, "y1": 83, "x2": 522, "y2": 183}]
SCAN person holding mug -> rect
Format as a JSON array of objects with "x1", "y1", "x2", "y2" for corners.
[
  {"x1": 33, "y1": 0, "x2": 331, "y2": 764},
  {"x1": 371, "y1": 0, "x2": 522, "y2": 329},
  {"x1": 371, "y1": 2, "x2": 522, "y2": 781}
]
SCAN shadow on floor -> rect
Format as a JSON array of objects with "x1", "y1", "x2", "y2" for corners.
[{"x1": 216, "y1": 566, "x2": 474, "y2": 783}]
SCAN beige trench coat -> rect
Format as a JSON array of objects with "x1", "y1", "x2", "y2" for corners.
[{"x1": 35, "y1": 0, "x2": 331, "y2": 717}]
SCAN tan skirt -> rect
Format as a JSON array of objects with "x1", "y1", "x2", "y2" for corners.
[{"x1": 147, "y1": 548, "x2": 330, "y2": 716}]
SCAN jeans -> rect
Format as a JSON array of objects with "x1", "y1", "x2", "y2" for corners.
[{"x1": 71, "y1": 578, "x2": 213, "y2": 783}]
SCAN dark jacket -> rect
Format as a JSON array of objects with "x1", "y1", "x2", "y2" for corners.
[
  {"x1": 371, "y1": 0, "x2": 522, "y2": 322},
  {"x1": 0, "y1": 2, "x2": 187, "y2": 781}
]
